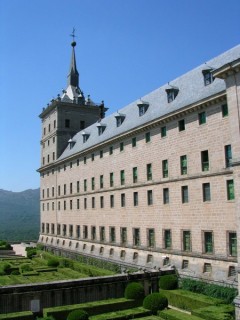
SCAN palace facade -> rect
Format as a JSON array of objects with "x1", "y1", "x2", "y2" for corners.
[{"x1": 38, "y1": 42, "x2": 240, "y2": 306}]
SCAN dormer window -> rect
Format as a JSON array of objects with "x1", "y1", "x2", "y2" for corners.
[
  {"x1": 115, "y1": 113, "x2": 126, "y2": 127},
  {"x1": 82, "y1": 132, "x2": 90, "y2": 143},
  {"x1": 97, "y1": 123, "x2": 106, "y2": 136},
  {"x1": 166, "y1": 87, "x2": 179, "y2": 103},
  {"x1": 202, "y1": 69, "x2": 214, "y2": 86},
  {"x1": 68, "y1": 138, "x2": 75, "y2": 150},
  {"x1": 137, "y1": 100, "x2": 149, "y2": 116}
]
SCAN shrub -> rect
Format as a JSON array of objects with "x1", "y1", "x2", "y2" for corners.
[
  {"x1": 159, "y1": 274, "x2": 178, "y2": 290},
  {"x1": 20, "y1": 263, "x2": 33, "y2": 272},
  {"x1": 47, "y1": 258, "x2": 59, "y2": 267},
  {"x1": 2, "y1": 263, "x2": 12, "y2": 275},
  {"x1": 180, "y1": 278, "x2": 237, "y2": 304},
  {"x1": 11, "y1": 269, "x2": 20, "y2": 275},
  {"x1": 124, "y1": 282, "x2": 145, "y2": 300},
  {"x1": 26, "y1": 247, "x2": 37, "y2": 259},
  {"x1": 143, "y1": 293, "x2": 168, "y2": 314},
  {"x1": 59, "y1": 258, "x2": 73, "y2": 268},
  {"x1": 67, "y1": 309, "x2": 89, "y2": 320}
]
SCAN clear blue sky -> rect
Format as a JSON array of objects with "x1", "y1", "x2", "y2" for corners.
[{"x1": 0, "y1": 0, "x2": 239, "y2": 192}]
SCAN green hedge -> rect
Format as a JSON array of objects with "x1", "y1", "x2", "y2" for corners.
[
  {"x1": 124, "y1": 282, "x2": 145, "y2": 300},
  {"x1": 159, "y1": 275, "x2": 178, "y2": 290},
  {"x1": 90, "y1": 307, "x2": 151, "y2": 320},
  {"x1": 180, "y1": 278, "x2": 237, "y2": 304},
  {"x1": 160, "y1": 289, "x2": 223, "y2": 312},
  {"x1": 143, "y1": 293, "x2": 168, "y2": 314},
  {"x1": 44, "y1": 298, "x2": 140, "y2": 320},
  {"x1": 159, "y1": 309, "x2": 202, "y2": 320},
  {"x1": 67, "y1": 309, "x2": 89, "y2": 320},
  {"x1": 191, "y1": 304, "x2": 235, "y2": 320},
  {"x1": 0, "y1": 311, "x2": 34, "y2": 320}
]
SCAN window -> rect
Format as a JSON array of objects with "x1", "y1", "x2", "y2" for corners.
[
  {"x1": 91, "y1": 177, "x2": 95, "y2": 190},
  {"x1": 42, "y1": 189, "x2": 45, "y2": 199},
  {"x1": 91, "y1": 226, "x2": 96, "y2": 240},
  {"x1": 53, "y1": 137, "x2": 55, "y2": 143},
  {"x1": 100, "y1": 175, "x2": 104, "y2": 188},
  {"x1": 161, "y1": 126, "x2": 167, "y2": 138},
  {"x1": 77, "y1": 181, "x2": 80, "y2": 193},
  {"x1": 100, "y1": 150, "x2": 103, "y2": 158},
  {"x1": 53, "y1": 152, "x2": 55, "y2": 160},
  {"x1": 164, "y1": 229, "x2": 171, "y2": 249},
  {"x1": 110, "y1": 195, "x2": 114, "y2": 208},
  {"x1": 97, "y1": 125, "x2": 106, "y2": 135},
  {"x1": 227, "y1": 180, "x2": 234, "y2": 200},
  {"x1": 225, "y1": 145, "x2": 232, "y2": 168},
  {"x1": 70, "y1": 162, "x2": 72, "y2": 169},
  {"x1": 181, "y1": 186, "x2": 189, "y2": 203},
  {"x1": 47, "y1": 188, "x2": 49, "y2": 198},
  {"x1": 51, "y1": 224, "x2": 55, "y2": 235},
  {"x1": 84, "y1": 198, "x2": 87, "y2": 209},
  {"x1": 84, "y1": 179, "x2": 87, "y2": 192},
  {"x1": 228, "y1": 232, "x2": 237, "y2": 257},
  {"x1": 109, "y1": 146, "x2": 113, "y2": 155},
  {"x1": 41, "y1": 223, "x2": 45, "y2": 233},
  {"x1": 100, "y1": 196, "x2": 104, "y2": 208},
  {"x1": 133, "y1": 192, "x2": 138, "y2": 206},
  {"x1": 180, "y1": 155, "x2": 187, "y2": 175},
  {"x1": 182, "y1": 260, "x2": 189, "y2": 269},
  {"x1": 77, "y1": 198, "x2": 80, "y2": 209},
  {"x1": 121, "y1": 227, "x2": 127, "y2": 245},
  {"x1": 166, "y1": 88, "x2": 179, "y2": 103},
  {"x1": 62, "y1": 224, "x2": 67, "y2": 236},
  {"x1": 64, "y1": 201, "x2": 66, "y2": 210},
  {"x1": 48, "y1": 124, "x2": 51, "y2": 132},
  {"x1": 83, "y1": 225, "x2": 88, "y2": 239},
  {"x1": 57, "y1": 224, "x2": 61, "y2": 235},
  {"x1": 70, "y1": 183, "x2": 72, "y2": 194},
  {"x1": 110, "y1": 172, "x2": 114, "y2": 187},
  {"x1": 70, "y1": 200, "x2": 72, "y2": 210},
  {"x1": 121, "y1": 193, "x2": 125, "y2": 207},
  {"x1": 178, "y1": 119, "x2": 185, "y2": 131},
  {"x1": 100, "y1": 226, "x2": 105, "y2": 242},
  {"x1": 147, "y1": 229, "x2": 155, "y2": 248},
  {"x1": 182, "y1": 230, "x2": 191, "y2": 252},
  {"x1": 222, "y1": 104, "x2": 228, "y2": 117},
  {"x1": 201, "y1": 150, "x2": 209, "y2": 171},
  {"x1": 228, "y1": 266, "x2": 236, "y2": 277},
  {"x1": 203, "y1": 183, "x2": 211, "y2": 201},
  {"x1": 163, "y1": 188, "x2": 169, "y2": 204},
  {"x1": 162, "y1": 159, "x2": 168, "y2": 178},
  {"x1": 202, "y1": 70, "x2": 214, "y2": 86},
  {"x1": 47, "y1": 155, "x2": 50, "y2": 163},
  {"x1": 80, "y1": 120, "x2": 85, "y2": 130},
  {"x1": 77, "y1": 159, "x2": 79, "y2": 166},
  {"x1": 147, "y1": 190, "x2": 153, "y2": 205},
  {"x1": 138, "y1": 101, "x2": 149, "y2": 116},
  {"x1": 58, "y1": 201, "x2": 60, "y2": 210},
  {"x1": 82, "y1": 133, "x2": 90, "y2": 143},
  {"x1": 65, "y1": 119, "x2": 70, "y2": 128},
  {"x1": 203, "y1": 263, "x2": 212, "y2": 273},
  {"x1": 75, "y1": 225, "x2": 80, "y2": 239},
  {"x1": 92, "y1": 197, "x2": 95, "y2": 209},
  {"x1": 69, "y1": 225, "x2": 73, "y2": 237},
  {"x1": 133, "y1": 228, "x2": 140, "y2": 246},
  {"x1": 120, "y1": 142, "x2": 124, "y2": 152},
  {"x1": 133, "y1": 167, "x2": 138, "y2": 183},
  {"x1": 132, "y1": 137, "x2": 137, "y2": 147},
  {"x1": 84, "y1": 156, "x2": 87, "y2": 164},
  {"x1": 147, "y1": 163, "x2": 152, "y2": 181},
  {"x1": 91, "y1": 153, "x2": 94, "y2": 161},
  {"x1": 44, "y1": 127, "x2": 46, "y2": 135},
  {"x1": 145, "y1": 132, "x2": 151, "y2": 143},
  {"x1": 120, "y1": 170, "x2": 125, "y2": 185},
  {"x1": 110, "y1": 227, "x2": 116, "y2": 242},
  {"x1": 203, "y1": 231, "x2": 213, "y2": 254},
  {"x1": 115, "y1": 115, "x2": 125, "y2": 127},
  {"x1": 198, "y1": 111, "x2": 206, "y2": 125}
]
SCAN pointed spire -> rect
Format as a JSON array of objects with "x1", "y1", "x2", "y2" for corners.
[{"x1": 68, "y1": 41, "x2": 79, "y2": 87}]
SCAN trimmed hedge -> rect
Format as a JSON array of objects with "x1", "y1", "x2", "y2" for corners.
[
  {"x1": 0, "y1": 311, "x2": 34, "y2": 320},
  {"x1": 44, "y1": 298, "x2": 140, "y2": 320},
  {"x1": 90, "y1": 307, "x2": 151, "y2": 319},
  {"x1": 191, "y1": 304, "x2": 235, "y2": 320},
  {"x1": 67, "y1": 309, "x2": 89, "y2": 320},
  {"x1": 143, "y1": 293, "x2": 168, "y2": 314},
  {"x1": 160, "y1": 289, "x2": 223, "y2": 312},
  {"x1": 180, "y1": 278, "x2": 237, "y2": 304},
  {"x1": 159, "y1": 274, "x2": 178, "y2": 290},
  {"x1": 47, "y1": 258, "x2": 60, "y2": 267},
  {"x1": 124, "y1": 282, "x2": 145, "y2": 300},
  {"x1": 36, "y1": 317, "x2": 55, "y2": 320},
  {"x1": 159, "y1": 309, "x2": 202, "y2": 320}
]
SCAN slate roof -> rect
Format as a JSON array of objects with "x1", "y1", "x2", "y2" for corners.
[{"x1": 58, "y1": 45, "x2": 240, "y2": 161}]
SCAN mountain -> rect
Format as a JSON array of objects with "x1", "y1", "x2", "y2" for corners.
[{"x1": 0, "y1": 188, "x2": 40, "y2": 242}]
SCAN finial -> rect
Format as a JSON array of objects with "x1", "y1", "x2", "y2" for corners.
[{"x1": 70, "y1": 28, "x2": 76, "y2": 47}]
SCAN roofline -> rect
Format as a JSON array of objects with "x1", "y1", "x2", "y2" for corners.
[{"x1": 213, "y1": 57, "x2": 240, "y2": 79}]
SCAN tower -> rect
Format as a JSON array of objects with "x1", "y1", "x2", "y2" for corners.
[{"x1": 39, "y1": 40, "x2": 107, "y2": 168}]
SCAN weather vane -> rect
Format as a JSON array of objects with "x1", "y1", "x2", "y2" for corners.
[{"x1": 70, "y1": 28, "x2": 76, "y2": 42}]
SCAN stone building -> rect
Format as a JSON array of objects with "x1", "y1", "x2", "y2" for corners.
[{"x1": 38, "y1": 41, "x2": 240, "y2": 310}]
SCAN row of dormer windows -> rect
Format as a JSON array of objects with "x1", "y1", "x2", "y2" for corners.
[{"x1": 41, "y1": 223, "x2": 237, "y2": 258}]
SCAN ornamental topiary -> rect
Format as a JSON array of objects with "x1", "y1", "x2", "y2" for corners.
[
  {"x1": 47, "y1": 258, "x2": 60, "y2": 267},
  {"x1": 143, "y1": 292, "x2": 168, "y2": 314},
  {"x1": 124, "y1": 282, "x2": 145, "y2": 300},
  {"x1": 159, "y1": 274, "x2": 178, "y2": 290},
  {"x1": 67, "y1": 309, "x2": 89, "y2": 320}
]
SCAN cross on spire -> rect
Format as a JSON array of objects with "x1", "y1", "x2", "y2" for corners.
[{"x1": 70, "y1": 28, "x2": 76, "y2": 42}]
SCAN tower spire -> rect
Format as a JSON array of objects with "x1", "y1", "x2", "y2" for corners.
[{"x1": 68, "y1": 28, "x2": 79, "y2": 87}]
